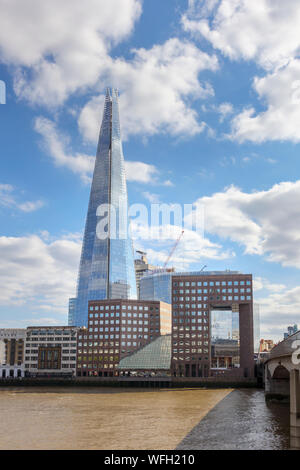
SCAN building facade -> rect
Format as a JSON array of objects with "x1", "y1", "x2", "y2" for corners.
[
  {"x1": 171, "y1": 272, "x2": 254, "y2": 378},
  {"x1": 259, "y1": 339, "x2": 275, "y2": 352},
  {"x1": 284, "y1": 325, "x2": 298, "y2": 339},
  {"x1": 253, "y1": 303, "x2": 261, "y2": 353},
  {"x1": 24, "y1": 326, "x2": 79, "y2": 377},
  {"x1": 76, "y1": 299, "x2": 171, "y2": 377},
  {"x1": 134, "y1": 252, "x2": 160, "y2": 298},
  {"x1": 73, "y1": 88, "x2": 137, "y2": 327},
  {"x1": 139, "y1": 269, "x2": 175, "y2": 304},
  {"x1": 0, "y1": 329, "x2": 26, "y2": 378}
]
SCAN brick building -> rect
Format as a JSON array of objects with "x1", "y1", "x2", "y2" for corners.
[
  {"x1": 171, "y1": 272, "x2": 254, "y2": 378},
  {"x1": 76, "y1": 299, "x2": 171, "y2": 377}
]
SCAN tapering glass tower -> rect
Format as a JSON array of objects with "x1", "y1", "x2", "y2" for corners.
[{"x1": 73, "y1": 88, "x2": 137, "y2": 326}]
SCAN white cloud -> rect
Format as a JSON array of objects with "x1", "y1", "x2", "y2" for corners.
[
  {"x1": 230, "y1": 60, "x2": 300, "y2": 142},
  {"x1": 183, "y1": 1, "x2": 300, "y2": 143},
  {"x1": 183, "y1": 0, "x2": 300, "y2": 70},
  {"x1": 0, "y1": 234, "x2": 81, "y2": 317},
  {"x1": 0, "y1": 1, "x2": 219, "y2": 140},
  {"x1": 131, "y1": 222, "x2": 233, "y2": 270},
  {"x1": 190, "y1": 180, "x2": 300, "y2": 268},
  {"x1": 35, "y1": 116, "x2": 162, "y2": 184},
  {"x1": 34, "y1": 117, "x2": 95, "y2": 184},
  {"x1": 253, "y1": 277, "x2": 286, "y2": 293},
  {"x1": 0, "y1": 183, "x2": 44, "y2": 213},
  {"x1": 255, "y1": 285, "x2": 300, "y2": 340},
  {"x1": 142, "y1": 192, "x2": 161, "y2": 204},
  {"x1": 78, "y1": 38, "x2": 218, "y2": 140},
  {"x1": 18, "y1": 200, "x2": 45, "y2": 213},
  {"x1": 218, "y1": 102, "x2": 233, "y2": 122},
  {"x1": 125, "y1": 162, "x2": 159, "y2": 184},
  {"x1": 0, "y1": 0, "x2": 142, "y2": 106}
]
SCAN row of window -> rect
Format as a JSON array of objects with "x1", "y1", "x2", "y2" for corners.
[
  {"x1": 173, "y1": 288, "x2": 251, "y2": 295},
  {"x1": 173, "y1": 280, "x2": 251, "y2": 287},
  {"x1": 173, "y1": 296, "x2": 251, "y2": 306},
  {"x1": 25, "y1": 343, "x2": 77, "y2": 347},
  {"x1": 89, "y1": 319, "x2": 149, "y2": 326},
  {"x1": 172, "y1": 356, "x2": 209, "y2": 362},
  {"x1": 89, "y1": 305, "x2": 158, "y2": 312},
  {"x1": 173, "y1": 349, "x2": 209, "y2": 354},
  {"x1": 173, "y1": 311, "x2": 209, "y2": 317}
]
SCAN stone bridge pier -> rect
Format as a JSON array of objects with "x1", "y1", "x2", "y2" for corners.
[
  {"x1": 290, "y1": 369, "x2": 300, "y2": 450},
  {"x1": 264, "y1": 330, "x2": 300, "y2": 450}
]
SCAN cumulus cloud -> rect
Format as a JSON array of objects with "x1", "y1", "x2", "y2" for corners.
[
  {"x1": 183, "y1": 0, "x2": 300, "y2": 143},
  {"x1": 0, "y1": 0, "x2": 142, "y2": 106},
  {"x1": 79, "y1": 38, "x2": 218, "y2": 140},
  {"x1": 253, "y1": 277, "x2": 286, "y2": 294},
  {"x1": 131, "y1": 221, "x2": 233, "y2": 271},
  {"x1": 255, "y1": 285, "x2": 300, "y2": 340},
  {"x1": 230, "y1": 60, "x2": 300, "y2": 142},
  {"x1": 183, "y1": 0, "x2": 300, "y2": 70},
  {"x1": 0, "y1": 183, "x2": 44, "y2": 213},
  {"x1": 35, "y1": 116, "x2": 162, "y2": 184},
  {"x1": 0, "y1": 1, "x2": 219, "y2": 140},
  {"x1": 0, "y1": 234, "x2": 81, "y2": 318},
  {"x1": 189, "y1": 180, "x2": 300, "y2": 268},
  {"x1": 35, "y1": 117, "x2": 95, "y2": 184}
]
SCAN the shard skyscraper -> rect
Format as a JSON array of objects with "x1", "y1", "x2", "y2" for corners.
[{"x1": 72, "y1": 88, "x2": 137, "y2": 327}]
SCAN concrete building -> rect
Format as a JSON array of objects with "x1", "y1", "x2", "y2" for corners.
[
  {"x1": 259, "y1": 339, "x2": 275, "y2": 353},
  {"x1": 76, "y1": 299, "x2": 171, "y2": 377},
  {"x1": 171, "y1": 272, "x2": 254, "y2": 378},
  {"x1": 24, "y1": 326, "x2": 79, "y2": 377},
  {"x1": 134, "y1": 252, "x2": 160, "y2": 298},
  {"x1": 0, "y1": 329, "x2": 26, "y2": 378}
]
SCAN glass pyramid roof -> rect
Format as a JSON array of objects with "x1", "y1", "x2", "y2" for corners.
[{"x1": 118, "y1": 335, "x2": 171, "y2": 370}]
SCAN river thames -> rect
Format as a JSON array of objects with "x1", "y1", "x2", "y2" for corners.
[{"x1": 0, "y1": 387, "x2": 290, "y2": 450}]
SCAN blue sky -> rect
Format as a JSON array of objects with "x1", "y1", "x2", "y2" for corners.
[{"x1": 0, "y1": 0, "x2": 300, "y2": 340}]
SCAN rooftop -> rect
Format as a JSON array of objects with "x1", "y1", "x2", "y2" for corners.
[{"x1": 118, "y1": 335, "x2": 171, "y2": 371}]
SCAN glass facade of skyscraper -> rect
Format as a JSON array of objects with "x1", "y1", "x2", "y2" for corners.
[{"x1": 73, "y1": 88, "x2": 137, "y2": 327}]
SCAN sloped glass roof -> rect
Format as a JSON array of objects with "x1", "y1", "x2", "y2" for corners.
[{"x1": 118, "y1": 335, "x2": 171, "y2": 370}]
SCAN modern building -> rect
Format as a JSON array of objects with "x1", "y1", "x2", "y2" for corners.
[
  {"x1": 284, "y1": 325, "x2": 298, "y2": 339},
  {"x1": 73, "y1": 88, "x2": 137, "y2": 327},
  {"x1": 76, "y1": 299, "x2": 171, "y2": 377},
  {"x1": 68, "y1": 298, "x2": 76, "y2": 326},
  {"x1": 134, "y1": 252, "x2": 160, "y2": 298},
  {"x1": 24, "y1": 326, "x2": 79, "y2": 377},
  {"x1": 0, "y1": 329, "x2": 26, "y2": 379},
  {"x1": 139, "y1": 269, "x2": 175, "y2": 304},
  {"x1": 118, "y1": 335, "x2": 172, "y2": 377},
  {"x1": 171, "y1": 272, "x2": 254, "y2": 378}
]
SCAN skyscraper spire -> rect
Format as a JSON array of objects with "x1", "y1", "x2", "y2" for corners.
[{"x1": 72, "y1": 88, "x2": 137, "y2": 327}]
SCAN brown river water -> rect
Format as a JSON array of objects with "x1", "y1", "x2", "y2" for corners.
[{"x1": 0, "y1": 387, "x2": 290, "y2": 450}]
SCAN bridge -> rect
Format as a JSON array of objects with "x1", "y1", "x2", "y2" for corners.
[{"x1": 264, "y1": 330, "x2": 300, "y2": 450}]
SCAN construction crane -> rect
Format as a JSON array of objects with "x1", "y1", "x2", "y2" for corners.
[
  {"x1": 136, "y1": 250, "x2": 147, "y2": 256},
  {"x1": 163, "y1": 230, "x2": 184, "y2": 269}
]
